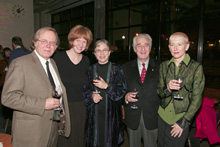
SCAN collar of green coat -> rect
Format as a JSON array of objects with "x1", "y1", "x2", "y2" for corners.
[{"x1": 168, "y1": 53, "x2": 190, "y2": 66}]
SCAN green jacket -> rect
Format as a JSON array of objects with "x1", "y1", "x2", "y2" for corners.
[{"x1": 157, "y1": 59, "x2": 205, "y2": 128}]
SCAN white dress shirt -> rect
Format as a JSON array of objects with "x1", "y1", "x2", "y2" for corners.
[
  {"x1": 34, "y1": 50, "x2": 63, "y2": 103},
  {"x1": 137, "y1": 57, "x2": 149, "y2": 76}
]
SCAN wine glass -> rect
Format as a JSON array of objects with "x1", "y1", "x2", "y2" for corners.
[
  {"x1": 173, "y1": 76, "x2": 184, "y2": 100},
  {"x1": 93, "y1": 73, "x2": 100, "y2": 94},
  {"x1": 131, "y1": 88, "x2": 139, "y2": 109},
  {"x1": 53, "y1": 85, "x2": 63, "y2": 110}
]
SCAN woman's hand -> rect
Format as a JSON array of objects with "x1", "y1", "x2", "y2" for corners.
[
  {"x1": 167, "y1": 79, "x2": 181, "y2": 91},
  {"x1": 93, "y1": 76, "x2": 108, "y2": 89},
  {"x1": 92, "y1": 93, "x2": 103, "y2": 103},
  {"x1": 170, "y1": 123, "x2": 183, "y2": 138}
]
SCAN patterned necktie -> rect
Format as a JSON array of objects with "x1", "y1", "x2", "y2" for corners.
[{"x1": 141, "y1": 63, "x2": 146, "y2": 83}]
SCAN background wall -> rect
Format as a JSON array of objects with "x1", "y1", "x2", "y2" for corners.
[
  {"x1": 0, "y1": 0, "x2": 34, "y2": 50},
  {"x1": 34, "y1": 0, "x2": 93, "y2": 32}
]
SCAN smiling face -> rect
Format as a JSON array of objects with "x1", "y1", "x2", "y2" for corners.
[
  {"x1": 34, "y1": 30, "x2": 57, "y2": 60},
  {"x1": 94, "y1": 42, "x2": 111, "y2": 64},
  {"x1": 135, "y1": 37, "x2": 151, "y2": 63},
  {"x1": 168, "y1": 39, "x2": 189, "y2": 61},
  {"x1": 71, "y1": 37, "x2": 87, "y2": 54}
]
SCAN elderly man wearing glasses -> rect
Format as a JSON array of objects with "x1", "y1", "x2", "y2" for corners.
[{"x1": 1, "y1": 27, "x2": 70, "y2": 147}]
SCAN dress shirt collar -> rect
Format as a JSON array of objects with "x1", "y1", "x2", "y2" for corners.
[
  {"x1": 34, "y1": 50, "x2": 51, "y2": 73},
  {"x1": 34, "y1": 50, "x2": 61, "y2": 88},
  {"x1": 168, "y1": 53, "x2": 191, "y2": 66},
  {"x1": 137, "y1": 57, "x2": 150, "y2": 75},
  {"x1": 34, "y1": 50, "x2": 50, "y2": 64},
  {"x1": 15, "y1": 45, "x2": 21, "y2": 49}
]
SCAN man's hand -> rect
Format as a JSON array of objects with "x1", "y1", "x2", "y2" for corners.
[
  {"x1": 45, "y1": 98, "x2": 61, "y2": 110},
  {"x1": 170, "y1": 123, "x2": 183, "y2": 138},
  {"x1": 125, "y1": 92, "x2": 138, "y2": 103}
]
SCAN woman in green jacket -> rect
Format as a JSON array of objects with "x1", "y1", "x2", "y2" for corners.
[{"x1": 157, "y1": 32, "x2": 205, "y2": 147}]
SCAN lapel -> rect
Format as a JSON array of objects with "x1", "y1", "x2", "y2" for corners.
[
  {"x1": 31, "y1": 52, "x2": 52, "y2": 88},
  {"x1": 131, "y1": 59, "x2": 142, "y2": 85},
  {"x1": 143, "y1": 58, "x2": 155, "y2": 85}
]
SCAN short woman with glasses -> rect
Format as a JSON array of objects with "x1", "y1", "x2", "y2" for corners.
[
  {"x1": 83, "y1": 39, "x2": 127, "y2": 147},
  {"x1": 53, "y1": 25, "x2": 93, "y2": 147}
]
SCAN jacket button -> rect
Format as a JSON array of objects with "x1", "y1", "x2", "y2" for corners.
[{"x1": 50, "y1": 118, "x2": 53, "y2": 121}]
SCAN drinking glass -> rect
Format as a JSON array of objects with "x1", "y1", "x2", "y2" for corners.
[
  {"x1": 173, "y1": 76, "x2": 184, "y2": 100},
  {"x1": 93, "y1": 73, "x2": 101, "y2": 94},
  {"x1": 131, "y1": 88, "x2": 139, "y2": 109},
  {"x1": 53, "y1": 85, "x2": 62, "y2": 110}
]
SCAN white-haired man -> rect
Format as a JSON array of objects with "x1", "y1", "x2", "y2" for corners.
[{"x1": 122, "y1": 34, "x2": 160, "y2": 147}]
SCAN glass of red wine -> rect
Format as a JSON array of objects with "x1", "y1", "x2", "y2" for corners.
[{"x1": 131, "y1": 88, "x2": 139, "y2": 109}]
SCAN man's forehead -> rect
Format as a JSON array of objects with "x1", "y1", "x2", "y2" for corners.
[
  {"x1": 136, "y1": 37, "x2": 149, "y2": 44},
  {"x1": 38, "y1": 31, "x2": 56, "y2": 40},
  {"x1": 137, "y1": 41, "x2": 149, "y2": 45}
]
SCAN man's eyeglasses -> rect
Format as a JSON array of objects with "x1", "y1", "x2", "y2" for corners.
[{"x1": 38, "y1": 39, "x2": 56, "y2": 47}]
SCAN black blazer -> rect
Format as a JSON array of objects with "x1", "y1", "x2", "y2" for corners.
[{"x1": 122, "y1": 58, "x2": 160, "y2": 130}]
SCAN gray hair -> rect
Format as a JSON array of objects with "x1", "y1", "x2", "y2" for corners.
[
  {"x1": 133, "y1": 34, "x2": 152, "y2": 52},
  {"x1": 94, "y1": 39, "x2": 110, "y2": 50},
  {"x1": 31, "y1": 27, "x2": 59, "y2": 49}
]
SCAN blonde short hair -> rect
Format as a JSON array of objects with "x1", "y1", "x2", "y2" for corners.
[{"x1": 169, "y1": 32, "x2": 189, "y2": 43}]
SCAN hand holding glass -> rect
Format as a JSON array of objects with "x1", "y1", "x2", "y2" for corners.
[
  {"x1": 53, "y1": 85, "x2": 62, "y2": 110},
  {"x1": 93, "y1": 74, "x2": 101, "y2": 94},
  {"x1": 173, "y1": 76, "x2": 184, "y2": 100},
  {"x1": 131, "y1": 88, "x2": 139, "y2": 109}
]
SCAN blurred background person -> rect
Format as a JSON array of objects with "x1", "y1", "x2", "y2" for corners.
[
  {"x1": 53, "y1": 25, "x2": 93, "y2": 147},
  {"x1": 0, "y1": 47, "x2": 11, "y2": 133},
  {"x1": 83, "y1": 39, "x2": 126, "y2": 147},
  {"x1": 0, "y1": 47, "x2": 11, "y2": 89},
  {"x1": 157, "y1": 32, "x2": 205, "y2": 147},
  {"x1": 9, "y1": 36, "x2": 31, "y2": 65}
]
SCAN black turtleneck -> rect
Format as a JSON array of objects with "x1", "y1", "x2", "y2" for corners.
[{"x1": 96, "y1": 61, "x2": 109, "y2": 146}]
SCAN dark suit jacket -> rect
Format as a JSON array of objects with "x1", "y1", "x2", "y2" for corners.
[
  {"x1": 122, "y1": 58, "x2": 160, "y2": 130},
  {"x1": 1, "y1": 52, "x2": 70, "y2": 147},
  {"x1": 9, "y1": 47, "x2": 31, "y2": 65}
]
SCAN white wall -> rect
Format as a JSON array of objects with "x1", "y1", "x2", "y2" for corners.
[{"x1": 0, "y1": 0, "x2": 34, "y2": 50}]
